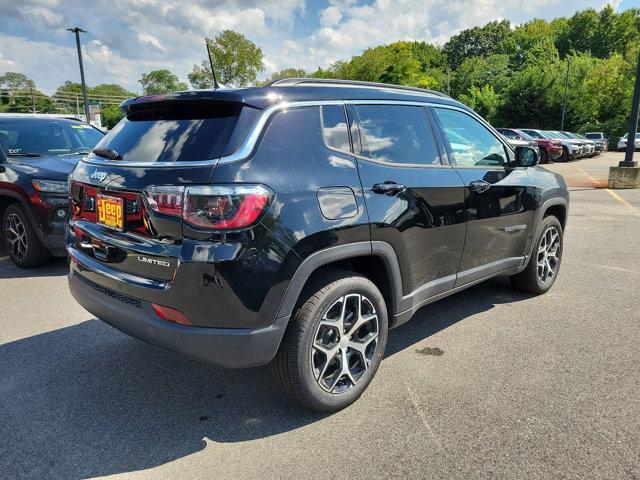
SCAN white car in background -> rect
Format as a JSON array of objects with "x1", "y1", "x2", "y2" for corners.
[{"x1": 617, "y1": 133, "x2": 640, "y2": 151}]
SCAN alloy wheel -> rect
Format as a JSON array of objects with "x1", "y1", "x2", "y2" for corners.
[
  {"x1": 5, "y1": 213, "x2": 28, "y2": 262},
  {"x1": 311, "y1": 294, "x2": 379, "y2": 394},
  {"x1": 537, "y1": 226, "x2": 560, "y2": 284}
]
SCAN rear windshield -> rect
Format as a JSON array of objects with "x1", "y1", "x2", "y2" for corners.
[{"x1": 89, "y1": 101, "x2": 259, "y2": 163}]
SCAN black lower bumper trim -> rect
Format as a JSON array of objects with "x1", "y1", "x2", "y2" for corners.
[{"x1": 68, "y1": 269, "x2": 289, "y2": 369}]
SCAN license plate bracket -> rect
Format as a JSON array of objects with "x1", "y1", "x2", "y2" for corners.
[{"x1": 96, "y1": 194, "x2": 124, "y2": 231}]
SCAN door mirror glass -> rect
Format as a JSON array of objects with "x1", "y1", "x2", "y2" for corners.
[{"x1": 515, "y1": 146, "x2": 539, "y2": 167}]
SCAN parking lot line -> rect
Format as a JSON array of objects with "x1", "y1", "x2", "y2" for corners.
[{"x1": 572, "y1": 164, "x2": 640, "y2": 215}]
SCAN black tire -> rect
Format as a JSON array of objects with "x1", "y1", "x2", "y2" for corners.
[
  {"x1": 510, "y1": 215, "x2": 563, "y2": 295},
  {"x1": 3, "y1": 204, "x2": 51, "y2": 268},
  {"x1": 559, "y1": 147, "x2": 569, "y2": 162},
  {"x1": 271, "y1": 269, "x2": 388, "y2": 411},
  {"x1": 539, "y1": 148, "x2": 549, "y2": 164}
]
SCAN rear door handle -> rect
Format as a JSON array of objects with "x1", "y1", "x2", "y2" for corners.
[
  {"x1": 372, "y1": 182, "x2": 407, "y2": 196},
  {"x1": 468, "y1": 180, "x2": 491, "y2": 193}
]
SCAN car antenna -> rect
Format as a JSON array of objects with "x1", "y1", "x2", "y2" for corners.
[{"x1": 205, "y1": 37, "x2": 220, "y2": 90}]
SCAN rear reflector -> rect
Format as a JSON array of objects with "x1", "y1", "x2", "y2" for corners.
[{"x1": 152, "y1": 303, "x2": 192, "y2": 326}]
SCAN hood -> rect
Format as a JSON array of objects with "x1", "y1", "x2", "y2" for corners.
[{"x1": 9, "y1": 154, "x2": 82, "y2": 179}]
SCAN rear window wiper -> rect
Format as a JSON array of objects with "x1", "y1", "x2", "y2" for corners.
[
  {"x1": 92, "y1": 148, "x2": 123, "y2": 160},
  {"x1": 6, "y1": 152, "x2": 43, "y2": 157}
]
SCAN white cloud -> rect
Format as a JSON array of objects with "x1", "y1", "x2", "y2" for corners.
[
  {"x1": 137, "y1": 32, "x2": 166, "y2": 52},
  {"x1": 320, "y1": 6, "x2": 342, "y2": 27},
  {"x1": 84, "y1": 39, "x2": 113, "y2": 64},
  {"x1": 0, "y1": 52, "x2": 17, "y2": 70},
  {"x1": 17, "y1": 6, "x2": 64, "y2": 28}
]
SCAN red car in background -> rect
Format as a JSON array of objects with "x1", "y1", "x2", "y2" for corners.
[{"x1": 497, "y1": 128, "x2": 563, "y2": 163}]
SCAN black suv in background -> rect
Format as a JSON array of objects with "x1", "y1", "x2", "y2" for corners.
[
  {"x1": 67, "y1": 79, "x2": 569, "y2": 411},
  {"x1": 0, "y1": 115, "x2": 104, "y2": 267}
]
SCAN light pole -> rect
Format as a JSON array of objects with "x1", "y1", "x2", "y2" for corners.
[
  {"x1": 560, "y1": 59, "x2": 570, "y2": 131},
  {"x1": 67, "y1": 27, "x2": 90, "y2": 124},
  {"x1": 621, "y1": 51, "x2": 640, "y2": 168}
]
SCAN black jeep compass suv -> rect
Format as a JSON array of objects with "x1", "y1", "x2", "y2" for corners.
[{"x1": 67, "y1": 79, "x2": 568, "y2": 411}]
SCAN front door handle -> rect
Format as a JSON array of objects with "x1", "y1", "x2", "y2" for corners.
[
  {"x1": 468, "y1": 180, "x2": 491, "y2": 193},
  {"x1": 372, "y1": 182, "x2": 407, "y2": 196}
]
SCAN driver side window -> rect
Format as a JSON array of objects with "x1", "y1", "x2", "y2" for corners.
[{"x1": 434, "y1": 108, "x2": 507, "y2": 167}]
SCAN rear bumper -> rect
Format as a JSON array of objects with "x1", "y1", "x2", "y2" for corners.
[{"x1": 68, "y1": 264, "x2": 289, "y2": 369}]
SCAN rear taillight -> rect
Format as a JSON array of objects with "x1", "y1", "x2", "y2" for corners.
[
  {"x1": 142, "y1": 184, "x2": 273, "y2": 230},
  {"x1": 144, "y1": 186, "x2": 184, "y2": 216}
]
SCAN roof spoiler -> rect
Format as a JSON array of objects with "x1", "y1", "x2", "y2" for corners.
[{"x1": 119, "y1": 89, "x2": 279, "y2": 116}]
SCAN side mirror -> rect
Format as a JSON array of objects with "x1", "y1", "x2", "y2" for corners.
[{"x1": 514, "y1": 146, "x2": 539, "y2": 167}]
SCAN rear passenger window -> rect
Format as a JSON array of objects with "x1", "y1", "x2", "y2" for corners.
[
  {"x1": 321, "y1": 105, "x2": 350, "y2": 152},
  {"x1": 353, "y1": 105, "x2": 440, "y2": 165}
]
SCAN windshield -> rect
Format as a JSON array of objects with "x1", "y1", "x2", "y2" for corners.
[
  {"x1": 521, "y1": 129, "x2": 544, "y2": 139},
  {"x1": 0, "y1": 119, "x2": 104, "y2": 156},
  {"x1": 585, "y1": 133, "x2": 601, "y2": 139},
  {"x1": 547, "y1": 131, "x2": 571, "y2": 140},
  {"x1": 562, "y1": 132, "x2": 581, "y2": 139}
]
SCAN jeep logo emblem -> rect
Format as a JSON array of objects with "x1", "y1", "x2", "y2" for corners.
[{"x1": 89, "y1": 170, "x2": 108, "y2": 182}]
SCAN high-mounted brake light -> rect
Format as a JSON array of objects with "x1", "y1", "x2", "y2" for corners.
[{"x1": 142, "y1": 184, "x2": 273, "y2": 230}]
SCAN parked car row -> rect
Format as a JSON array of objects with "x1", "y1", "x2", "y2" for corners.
[{"x1": 496, "y1": 128, "x2": 608, "y2": 163}]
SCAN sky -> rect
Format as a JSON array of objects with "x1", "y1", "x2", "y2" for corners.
[{"x1": 0, "y1": 0, "x2": 639, "y2": 95}]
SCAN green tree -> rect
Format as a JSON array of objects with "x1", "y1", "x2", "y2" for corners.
[
  {"x1": 451, "y1": 54, "x2": 511, "y2": 98},
  {"x1": 91, "y1": 83, "x2": 135, "y2": 97},
  {"x1": 139, "y1": 69, "x2": 188, "y2": 94},
  {"x1": 459, "y1": 85, "x2": 501, "y2": 123},
  {"x1": 188, "y1": 30, "x2": 264, "y2": 88},
  {"x1": 443, "y1": 20, "x2": 513, "y2": 69},
  {"x1": 0, "y1": 72, "x2": 31, "y2": 92},
  {"x1": 266, "y1": 68, "x2": 307, "y2": 83},
  {"x1": 100, "y1": 104, "x2": 124, "y2": 129},
  {"x1": 0, "y1": 72, "x2": 55, "y2": 113},
  {"x1": 313, "y1": 41, "x2": 445, "y2": 90},
  {"x1": 495, "y1": 61, "x2": 563, "y2": 129}
]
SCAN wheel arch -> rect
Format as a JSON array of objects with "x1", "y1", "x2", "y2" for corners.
[
  {"x1": 0, "y1": 189, "x2": 43, "y2": 237},
  {"x1": 526, "y1": 197, "x2": 568, "y2": 260},
  {"x1": 275, "y1": 241, "x2": 403, "y2": 326}
]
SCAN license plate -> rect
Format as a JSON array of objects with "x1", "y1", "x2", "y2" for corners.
[{"x1": 96, "y1": 194, "x2": 124, "y2": 231}]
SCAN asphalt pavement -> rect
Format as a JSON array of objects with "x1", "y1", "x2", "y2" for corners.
[{"x1": 0, "y1": 152, "x2": 638, "y2": 479}]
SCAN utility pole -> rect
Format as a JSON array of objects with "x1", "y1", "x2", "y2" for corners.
[
  {"x1": 621, "y1": 51, "x2": 640, "y2": 167},
  {"x1": 560, "y1": 59, "x2": 570, "y2": 131},
  {"x1": 446, "y1": 67, "x2": 451, "y2": 96},
  {"x1": 67, "y1": 27, "x2": 90, "y2": 123}
]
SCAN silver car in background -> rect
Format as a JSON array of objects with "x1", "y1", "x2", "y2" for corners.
[{"x1": 617, "y1": 133, "x2": 640, "y2": 151}]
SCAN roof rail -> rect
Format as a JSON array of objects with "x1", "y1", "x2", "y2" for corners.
[{"x1": 268, "y1": 78, "x2": 448, "y2": 98}]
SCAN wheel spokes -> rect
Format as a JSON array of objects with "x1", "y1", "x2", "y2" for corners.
[
  {"x1": 5, "y1": 213, "x2": 28, "y2": 260},
  {"x1": 537, "y1": 226, "x2": 560, "y2": 284},
  {"x1": 312, "y1": 293, "x2": 380, "y2": 394}
]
